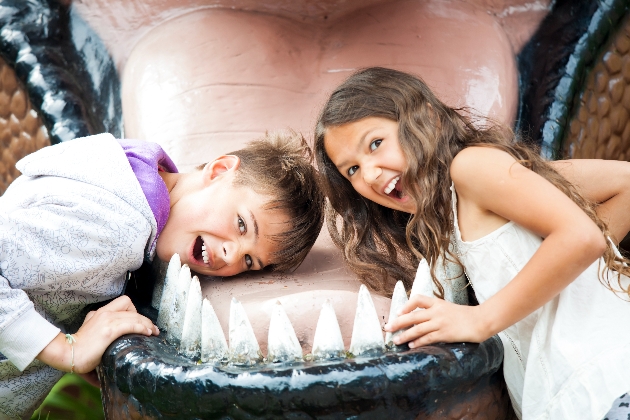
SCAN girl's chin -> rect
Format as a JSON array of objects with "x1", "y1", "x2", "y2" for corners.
[{"x1": 384, "y1": 193, "x2": 414, "y2": 212}]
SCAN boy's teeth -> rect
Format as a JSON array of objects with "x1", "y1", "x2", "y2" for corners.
[{"x1": 384, "y1": 176, "x2": 400, "y2": 195}]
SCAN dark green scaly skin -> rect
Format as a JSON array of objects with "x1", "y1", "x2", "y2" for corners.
[
  {"x1": 517, "y1": 0, "x2": 630, "y2": 159},
  {"x1": 0, "y1": 0, "x2": 122, "y2": 144}
]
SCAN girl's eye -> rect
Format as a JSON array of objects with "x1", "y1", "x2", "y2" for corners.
[
  {"x1": 347, "y1": 165, "x2": 359, "y2": 177},
  {"x1": 370, "y1": 139, "x2": 382, "y2": 151},
  {"x1": 245, "y1": 254, "x2": 253, "y2": 269},
  {"x1": 238, "y1": 216, "x2": 246, "y2": 234}
]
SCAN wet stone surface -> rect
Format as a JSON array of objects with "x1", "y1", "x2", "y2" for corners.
[{"x1": 98, "y1": 334, "x2": 513, "y2": 419}]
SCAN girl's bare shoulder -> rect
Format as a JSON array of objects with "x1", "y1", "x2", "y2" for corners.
[{"x1": 450, "y1": 146, "x2": 516, "y2": 191}]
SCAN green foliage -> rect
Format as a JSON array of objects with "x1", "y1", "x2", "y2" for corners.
[{"x1": 30, "y1": 374, "x2": 104, "y2": 420}]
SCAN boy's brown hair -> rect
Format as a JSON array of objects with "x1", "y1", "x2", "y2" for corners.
[{"x1": 221, "y1": 130, "x2": 324, "y2": 272}]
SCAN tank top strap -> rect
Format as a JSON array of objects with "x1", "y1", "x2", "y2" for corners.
[{"x1": 450, "y1": 183, "x2": 463, "y2": 244}]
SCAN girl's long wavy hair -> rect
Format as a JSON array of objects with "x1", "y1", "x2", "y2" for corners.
[{"x1": 315, "y1": 67, "x2": 630, "y2": 299}]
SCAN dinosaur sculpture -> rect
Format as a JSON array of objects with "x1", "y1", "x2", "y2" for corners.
[{"x1": 0, "y1": 0, "x2": 628, "y2": 418}]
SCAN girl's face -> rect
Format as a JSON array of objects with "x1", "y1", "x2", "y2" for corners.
[{"x1": 324, "y1": 117, "x2": 415, "y2": 214}]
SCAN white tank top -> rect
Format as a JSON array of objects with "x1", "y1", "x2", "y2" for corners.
[{"x1": 450, "y1": 184, "x2": 630, "y2": 420}]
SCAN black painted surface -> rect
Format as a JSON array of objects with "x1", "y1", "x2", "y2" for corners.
[
  {"x1": 100, "y1": 334, "x2": 506, "y2": 419},
  {"x1": 3, "y1": 2, "x2": 600, "y2": 418},
  {"x1": 98, "y1": 263, "x2": 509, "y2": 419},
  {"x1": 0, "y1": 0, "x2": 122, "y2": 143},
  {"x1": 516, "y1": 0, "x2": 629, "y2": 158}
]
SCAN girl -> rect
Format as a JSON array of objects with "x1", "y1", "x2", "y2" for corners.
[{"x1": 315, "y1": 67, "x2": 630, "y2": 420}]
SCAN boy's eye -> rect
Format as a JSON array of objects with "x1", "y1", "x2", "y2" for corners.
[
  {"x1": 245, "y1": 254, "x2": 253, "y2": 269},
  {"x1": 238, "y1": 216, "x2": 246, "y2": 234},
  {"x1": 370, "y1": 139, "x2": 382, "y2": 151},
  {"x1": 347, "y1": 165, "x2": 359, "y2": 177}
]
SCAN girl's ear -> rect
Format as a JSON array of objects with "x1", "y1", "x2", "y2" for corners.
[{"x1": 202, "y1": 155, "x2": 241, "y2": 183}]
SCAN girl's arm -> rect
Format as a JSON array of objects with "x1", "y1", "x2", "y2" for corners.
[
  {"x1": 549, "y1": 159, "x2": 630, "y2": 243},
  {"x1": 386, "y1": 147, "x2": 607, "y2": 346},
  {"x1": 36, "y1": 296, "x2": 159, "y2": 374}
]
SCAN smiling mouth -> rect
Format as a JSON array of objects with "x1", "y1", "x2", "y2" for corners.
[
  {"x1": 193, "y1": 236, "x2": 209, "y2": 265},
  {"x1": 384, "y1": 176, "x2": 405, "y2": 199}
]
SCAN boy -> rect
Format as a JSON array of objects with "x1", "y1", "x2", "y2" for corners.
[{"x1": 0, "y1": 131, "x2": 324, "y2": 418}]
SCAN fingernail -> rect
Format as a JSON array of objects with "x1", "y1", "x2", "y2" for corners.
[{"x1": 408, "y1": 342, "x2": 415, "y2": 349}]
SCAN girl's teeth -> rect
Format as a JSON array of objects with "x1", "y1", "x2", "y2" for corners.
[
  {"x1": 201, "y1": 240, "x2": 208, "y2": 263},
  {"x1": 384, "y1": 176, "x2": 400, "y2": 195}
]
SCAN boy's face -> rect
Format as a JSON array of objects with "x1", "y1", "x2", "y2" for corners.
[{"x1": 156, "y1": 156, "x2": 288, "y2": 276}]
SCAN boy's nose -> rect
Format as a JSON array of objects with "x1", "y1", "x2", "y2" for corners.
[{"x1": 362, "y1": 164, "x2": 382, "y2": 186}]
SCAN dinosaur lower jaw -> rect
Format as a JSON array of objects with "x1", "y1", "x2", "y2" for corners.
[{"x1": 157, "y1": 254, "x2": 403, "y2": 363}]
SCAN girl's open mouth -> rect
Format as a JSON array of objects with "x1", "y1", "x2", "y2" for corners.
[{"x1": 384, "y1": 176, "x2": 406, "y2": 200}]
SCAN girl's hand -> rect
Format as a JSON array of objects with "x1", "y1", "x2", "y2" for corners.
[
  {"x1": 384, "y1": 295, "x2": 490, "y2": 347},
  {"x1": 37, "y1": 295, "x2": 159, "y2": 373}
]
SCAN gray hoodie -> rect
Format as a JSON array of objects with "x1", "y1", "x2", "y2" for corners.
[{"x1": 0, "y1": 134, "x2": 157, "y2": 419}]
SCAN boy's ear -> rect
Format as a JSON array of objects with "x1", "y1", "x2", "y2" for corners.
[{"x1": 203, "y1": 155, "x2": 241, "y2": 183}]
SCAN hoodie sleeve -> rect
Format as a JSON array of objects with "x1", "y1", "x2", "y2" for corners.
[
  {"x1": 0, "y1": 172, "x2": 151, "y2": 371},
  {"x1": 0, "y1": 274, "x2": 60, "y2": 371}
]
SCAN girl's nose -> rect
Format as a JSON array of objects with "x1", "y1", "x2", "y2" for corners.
[
  {"x1": 221, "y1": 241, "x2": 240, "y2": 265},
  {"x1": 362, "y1": 164, "x2": 382, "y2": 186}
]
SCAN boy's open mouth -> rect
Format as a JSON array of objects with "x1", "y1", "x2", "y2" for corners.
[
  {"x1": 384, "y1": 176, "x2": 405, "y2": 200},
  {"x1": 193, "y1": 236, "x2": 210, "y2": 265}
]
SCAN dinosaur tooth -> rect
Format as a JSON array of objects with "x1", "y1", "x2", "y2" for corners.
[
  {"x1": 311, "y1": 299, "x2": 345, "y2": 360},
  {"x1": 267, "y1": 301, "x2": 302, "y2": 363},
  {"x1": 156, "y1": 253, "x2": 181, "y2": 330},
  {"x1": 349, "y1": 285, "x2": 384, "y2": 356},
  {"x1": 228, "y1": 297, "x2": 262, "y2": 364}
]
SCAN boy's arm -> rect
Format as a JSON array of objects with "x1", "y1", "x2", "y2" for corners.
[
  {"x1": 549, "y1": 159, "x2": 630, "y2": 243},
  {"x1": 36, "y1": 296, "x2": 158, "y2": 374},
  {"x1": 0, "y1": 274, "x2": 60, "y2": 371}
]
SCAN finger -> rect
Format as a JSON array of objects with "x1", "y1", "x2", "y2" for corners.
[
  {"x1": 399, "y1": 295, "x2": 434, "y2": 315},
  {"x1": 109, "y1": 312, "x2": 158, "y2": 334},
  {"x1": 111, "y1": 320, "x2": 158, "y2": 338},
  {"x1": 393, "y1": 321, "x2": 438, "y2": 346},
  {"x1": 409, "y1": 331, "x2": 442, "y2": 348},
  {"x1": 84, "y1": 311, "x2": 96, "y2": 323},
  {"x1": 89, "y1": 311, "x2": 158, "y2": 336},
  {"x1": 99, "y1": 295, "x2": 137, "y2": 313},
  {"x1": 385, "y1": 309, "x2": 431, "y2": 332},
  {"x1": 78, "y1": 370, "x2": 101, "y2": 388}
]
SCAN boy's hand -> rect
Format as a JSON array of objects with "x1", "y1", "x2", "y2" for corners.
[
  {"x1": 383, "y1": 295, "x2": 490, "y2": 347},
  {"x1": 37, "y1": 295, "x2": 159, "y2": 373},
  {"x1": 78, "y1": 370, "x2": 100, "y2": 388}
]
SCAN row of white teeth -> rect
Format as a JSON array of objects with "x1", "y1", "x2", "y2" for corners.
[
  {"x1": 384, "y1": 176, "x2": 400, "y2": 195},
  {"x1": 201, "y1": 241, "x2": 209, "y2": 264},
  {"x1": 153, "y1": 254, "x2": 464, "y2": 364}
]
